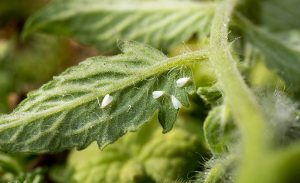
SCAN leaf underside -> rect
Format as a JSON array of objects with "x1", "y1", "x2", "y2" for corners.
[
  {"x1": 240, "y1": 18, "x2": 300, "y2": 91},
  {"x1": 23, "y1": 0, "x2": 215, "y2": 52},
  {"x1": 0, "y1": 41, "x2": 194, "y2": 153},
  {"x1": 261, "y1": 0, "x2": 300, "y2": 31},
  {"x1": 203, "y1": 105, "x2": 236, "y2": 155}
]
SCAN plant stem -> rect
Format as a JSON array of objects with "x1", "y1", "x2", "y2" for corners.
[
  {"x1": 204, "y1": 155, "x2": 235, "y2": 183},
  {"x1": 209, "y1": 0, "x2": 270, "y2": 183}
]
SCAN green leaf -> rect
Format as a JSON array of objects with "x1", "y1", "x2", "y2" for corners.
[
  {"x1": 0, "y1": 41, "x2": 205, "y2": 153},
  {"x1": 249, "y1": 59, "x2": 285, "y2": 90},
  {"x1": 197, "y1": 84, "x2": 222, "y2": 105},
  {"x1": 203, "y1": 105, "x2": 237, "y2": 155},
  {"x1": 12, "y1": 168, "x2": 45, "y2": 183},
  {"x1": 269, "y1": 143, "x2": 300, "y2": 183},
  {"x1": 0, "y1": 152, "x2": 23, "y2": 175},
  {"x1": 0, "y1": 71, "x2": 13, "y2": 114},
  {"x1": 261, "y1": 0, "x2": 300, "y2": 31},
  {"x1": 68, "y1": 118, "x2": 205, "y2": 183},
  {"x1": 238, "y1": 16, "x2": 300, "y2": 91},
  {"x1": 49, "y1": 165, "x2": 73, "y2": 183},
  {"x1": 23, "y1": 0, "x2": 216, "y2": 52}
]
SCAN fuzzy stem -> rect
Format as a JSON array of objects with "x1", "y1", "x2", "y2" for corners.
[
  {"x1": 209, "y1": 0, "x2": 270, "y2": 183},
  {"x1": 204, "y1": 155, "x2": 235, "y2": 183}
]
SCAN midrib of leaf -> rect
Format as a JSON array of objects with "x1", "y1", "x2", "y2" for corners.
[
  {"x1": 0, "y1": 50, "x2": 207, "y2": 131},
  {"x1": 209, "y1": 1, "x2": 270, "y2": 183}
]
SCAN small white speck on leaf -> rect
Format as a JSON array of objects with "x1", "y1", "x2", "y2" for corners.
[
  {"x1": 152, "y1": 91, "x2": 165, "y2": 99},
  {"x1": 127, "y1": 105, "x2": 132, "y2": 112},
  {"x1": 176, "y1": 77, "x2": 190, "y2": 87},
  {"x1": 101, "y1": 94, "x2": 113, "y2": 108},
  {"x1": 171, "y1": 95, "x2": 182, "y2": 109}
]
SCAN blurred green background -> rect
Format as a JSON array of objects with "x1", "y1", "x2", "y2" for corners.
[{"x1": 0, "y1": 0, "x2": 100, "y2": 114}]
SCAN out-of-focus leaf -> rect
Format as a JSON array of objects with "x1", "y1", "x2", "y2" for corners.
[
  {"x1": 249, "y1": 59, "x2": 285, "y2": 90},
  {"x1": 261, "y1": 0, "x2": 300, "y2": 32},
  {"x1": 68, "y1": 118, "x2": 206, "y2": 183},
  {"x1": 0, "y1": 71, "x2": 13, "y2": 113},
  {"x1": 203, "y1": 105, "x2": 237, "y2": 155},
  {"x1": 23, "y1": 0, "x2": 216, "y2": 52},
  {"x1": 0, "y1": 0, "x2": 48, "y2": 27},
  {"x1": 238, "y1": 16, "x2": 300, "y2": 92},
  {"x1": 0, "y1": 41, "x2": 200, "y2": 153},
  {"x1": 2, "y1": 35, "x2": 69, "y2": 85},
  {"x1": 0, "y1": 35, "x2": 68, "y2": 113},
  {"x1": 12, "y1": 168, "x2": 45, "y2": 183},
  {"x1": 268, "y1": 143, "x2": 300, "y2": 183},
  {"x1": 0, "y1": 152, "x2": 23, "y2": 175},
  {"x1": 0, "y1": 40, "x2": 10, "y2": 61},
  {"x1": 277, "y1": 31, "x2": 300, "y2": 52},
  {"x1": 49, "y1": 165, "x2": 73, "y2": 183},
  {"x1": 197, "y1": 84, "x2": 222, "y2": 105}
]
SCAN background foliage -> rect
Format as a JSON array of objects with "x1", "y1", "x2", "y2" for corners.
[{"x1": 0, "y1": 0, "x2": 300, "y2": 183}]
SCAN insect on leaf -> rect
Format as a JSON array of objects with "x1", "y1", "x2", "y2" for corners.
[{"x1": 0, "y1": 41, "x2": 195, "y2": 153}]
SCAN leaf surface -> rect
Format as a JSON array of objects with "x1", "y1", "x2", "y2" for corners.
[
  {"x1": 203, "y1": 105, "x2": 237, "y2": 154},
  {"x1": 0, "y1": 41, "x2": 202, "y2": 153},
  {"x1": 68, "y1": 119, "x2": 205, "y2": 183},
  {"x1": 23, "y1": 0, "x2": 215, "y2": 52},
  {"x1": 239, "y1": 17, "x2": 300, "y2": 91},
  {"x1": 261, "y1": 0, "x2": 300, "y2": 31},
  {"x1": 197, "y1": 84, "x2": 222, "y2": 105}
]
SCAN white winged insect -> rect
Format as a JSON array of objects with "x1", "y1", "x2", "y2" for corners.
[
  {"x1": 176, "y1": 77, "x2": 190, "y2": 87},
  {"x1": 171, "y1": 95, "x2": 182, "y2": 109},
  {"x1": 152, "y1": 91, "x2": 165, "y2": 99},
  {"x1": 101, "y1": 94, "x2": 113, "y2": 108}
]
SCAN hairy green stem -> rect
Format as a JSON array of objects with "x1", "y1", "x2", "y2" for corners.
[
  {"x1": 204, "y1": 155, "x2": 235, "y2": 183},
  {"x1": 209, "y1": 0, "x2": 270, "y2": 183}
]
